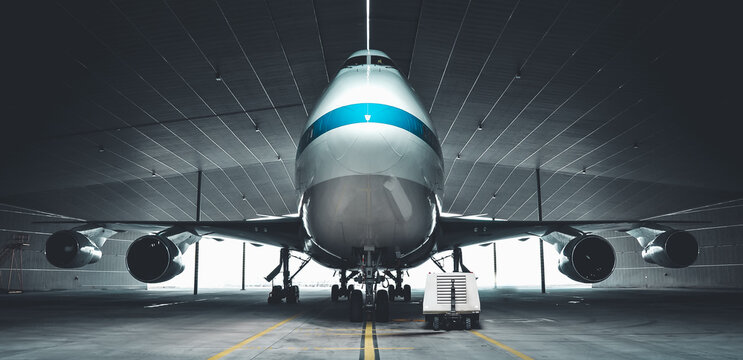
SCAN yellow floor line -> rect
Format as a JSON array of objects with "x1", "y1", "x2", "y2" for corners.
[
  {"x1": 364, "y1": 321, "x2": 375, "y2": 360},
  {"x1": 208, "y1": 313, "x2": 301, "y2": 360},
  {"x1": 470, "y1": 331, "x2": 533, "y2": 360}
]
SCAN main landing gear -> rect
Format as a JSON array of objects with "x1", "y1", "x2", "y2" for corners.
[
  {"x1": 331, "y1": 269, "x2": 359, "y2": 302},
  {"x1": 265, "y1": 248, "x2": 310, "y2": 304},
  {"x1": 384, "y1": 269, "x2": 411, "y2": 302}
]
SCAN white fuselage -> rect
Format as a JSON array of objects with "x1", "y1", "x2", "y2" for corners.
[{"x1": 295, "y1": 50, "x2": 444, "y2": 269}]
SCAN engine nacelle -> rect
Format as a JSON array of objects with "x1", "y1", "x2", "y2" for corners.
[
  {"x1": 46, "y1": 230, "x2": 102, "y2": 268},
  {"x1": 126, "y1": 235, "x2": 185, "y2": 283},
  {"x1": 558, "y1": 235, "x2": 615, "y2": 283},
  {"x1": 642, "y1": 230, "x2": 698, "y2": 268}
]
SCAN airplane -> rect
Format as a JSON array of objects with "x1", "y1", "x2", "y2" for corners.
[{"x1": 42, "y1": 49, "x2": 699, "y2": 322}]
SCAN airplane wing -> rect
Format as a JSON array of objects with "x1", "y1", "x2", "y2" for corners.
[
  {"x1": 38, "y1": 217, "x2": 306, "y2": 251},
  {"x1": 436, "y1": 217, "x2": 700, "y2": 250}
]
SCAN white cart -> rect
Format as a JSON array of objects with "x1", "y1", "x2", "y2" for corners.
[{"x1": 422, "y1": 272, "x2": 480, "y2": 330}]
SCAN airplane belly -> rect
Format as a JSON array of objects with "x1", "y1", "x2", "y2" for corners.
[{"x1": 302, "y1": 174, "x2": 437, "y2": 262}]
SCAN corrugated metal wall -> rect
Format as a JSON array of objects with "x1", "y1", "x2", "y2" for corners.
[
  {"x1": 0, "y1": 204, "x2": 145, "y2": 291},
  {"x1": 596, "y1": 202, "x2": 743, "y2": 289}
]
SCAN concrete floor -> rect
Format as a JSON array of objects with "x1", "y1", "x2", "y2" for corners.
[{"x1": 1, "y1": 287, "x2": 742, "y2": 359}]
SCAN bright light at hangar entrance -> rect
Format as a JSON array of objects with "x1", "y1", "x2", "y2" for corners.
[{"x1": 149, "y1": 238, "x2": 587, "y2": 290}]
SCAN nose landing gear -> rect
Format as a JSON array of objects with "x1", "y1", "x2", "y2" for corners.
[{"x1": 348, "y1": 247, "x2": 390, "y2": 323}]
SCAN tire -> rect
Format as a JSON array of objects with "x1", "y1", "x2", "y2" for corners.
[
  {"x1": 348, "y1": 284, "x2": 355, "y2": 294},
  {"x1": 349, "y1": 289, "x2": 363, "y2": 322},
  {"x1": 388, "y1": 285, "x2": 395, "y2": 302},
  {"x1": 375, "y1": 290, "x2": 389, "y2": 322},
  {"x1": 403, "y1": 284, "x2": 411, "y2": 302},
  {"x1": 432, "y1": 316, "x2": 440, "y2": 331},
  {"x1": 425, "y1": 314, "x2": 433, "y2": 328},
  {"x1": 331, "y1": 284, "x2": 339, "y2": 302},
  {"x1": 268, "y1": 285, "x2": 283, "y2": 304},
  {"x1": 286, "y1": 286, "x2": 297, "y2": 304},
  {"x1": 465, "y1": 316, "x2": 472, "y2": 330}
]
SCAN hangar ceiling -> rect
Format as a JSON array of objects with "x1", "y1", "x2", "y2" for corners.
[{"x1": 2, "y1": 0, "x2": 741, "y2": 222}]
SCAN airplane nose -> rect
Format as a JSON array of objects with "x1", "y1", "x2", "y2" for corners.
[{"x1": 327, "y1": 123, "x2": 408, "y2": 173}]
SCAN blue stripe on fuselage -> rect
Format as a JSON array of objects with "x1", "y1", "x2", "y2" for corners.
[{"x1": 296, "y1": 103, "x2": 442, "y2": 159}]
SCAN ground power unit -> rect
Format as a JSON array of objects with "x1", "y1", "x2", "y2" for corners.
[{"x1": 422, "y1": 272, "x2": 480, "y2": 330}]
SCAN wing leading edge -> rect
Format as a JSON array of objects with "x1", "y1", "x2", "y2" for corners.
[
  {"x1": 436, "y1": 217, "x2": 700, "y2": 250},
  {"x1": 37, "y1": 217, "x2": 306, "y2": 251}
]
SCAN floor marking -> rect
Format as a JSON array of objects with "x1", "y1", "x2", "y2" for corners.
[
  {"x1": 144, "y1": 298, "x2": 208, "y2": 308},
  {"x1": 217, "y1": 346, "x2": 414, "y2": 351},
  {"x1": 470, "y1": 331, "x2": 533, "y2": 360},
  {"x1": 363, "y1": 321, "x2": 375, "y2": 360},
  {"x1": 392, "y1": 318, "x2": 425, "y2": 322},
  {"x1": 208, "y1": 313, "x2": 301, "y2": 360}
]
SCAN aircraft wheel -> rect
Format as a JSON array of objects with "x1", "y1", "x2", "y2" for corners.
[
  {"x1": 375, "y1": 290, "x2": 389, "y2": 322},
  {"x1": 286, "y1": 286, "x2": 297, "y2": 304},
  {"x1": 331, "y1": 284, "x2": 339, "y2": 302},
  {"x1": 349, "y1": 290, "x2": 363, "y2": 322},
  {"x1": 268, "y1": 285, "x2": 283, "y2": 304},
  {"x1": 388, "y1": 285, "x2": 395, "y2": 302},
  {"x1": 403, "y1": 284, "x2": 411, "y2": 302},
  {"x1": 348, "y1": 284, "x2": 355, "y2": 295}
]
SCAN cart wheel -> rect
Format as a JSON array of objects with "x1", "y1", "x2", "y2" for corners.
[
  {"x1": 465, "y1": 316, "x2": 472, "y2": 330},
  {"x1": 432, "y1": 316, "x2": 441, "y2": 331}
]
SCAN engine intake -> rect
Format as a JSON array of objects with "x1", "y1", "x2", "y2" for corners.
[
  {"x1": 46, "y1": 230, "x2": 102, "y2": 268},
  {"x1": 558, "y1": 235, "x2": 615, "y2": 283},
  {"x1": 642, "y1": 230, "x2": 698, "y2": 268},
  {"x1": 126, "y1": 235, "x2": 185, "y2": 283}
]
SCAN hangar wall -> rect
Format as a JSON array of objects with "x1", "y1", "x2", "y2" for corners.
[
  {"x1": 0, "y1": 204, "x2": 145, "y2": 291},
  {"x1": 596, "y1": 202, "x2": 743, "y2": 289}
]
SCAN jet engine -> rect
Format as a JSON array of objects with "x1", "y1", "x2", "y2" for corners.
[
  {"x1": 642, "y1": 230, "x2": 698, "y2": 268},
  {"x1": 46, "y1": 230, "x2": 103, "y2": 268},
  {"x1": 126, "y1": 235, "x2": 185, "y2": 283},
  {"x1": 558, "y1": 234, "x2": 615, "y2": 283}
]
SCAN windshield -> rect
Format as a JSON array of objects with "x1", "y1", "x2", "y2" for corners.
[{"x1": 342, "y1": 55, "x2": 397, "y2": 69}]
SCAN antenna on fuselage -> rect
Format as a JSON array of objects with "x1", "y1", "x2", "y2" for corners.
[{"x1": 366, "y1": 0, "x2": 371, "y2": 65}]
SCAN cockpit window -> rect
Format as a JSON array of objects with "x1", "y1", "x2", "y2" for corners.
[{"x1": 342, "y1": 55, "x2": 397, "y2": 69}]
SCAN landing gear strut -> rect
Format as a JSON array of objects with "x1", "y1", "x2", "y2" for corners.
[
  {"x1": 265, "y1": 248, "x2": 309, "y2": 304},
  {"x1": 349, "y1": 247, "x2": 389, "y2": 323}
]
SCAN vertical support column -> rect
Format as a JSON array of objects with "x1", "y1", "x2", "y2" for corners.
[
  {"x1": 194, "y1": 170, "x2": 202, "y2": 296},
  {"x1": 241, "y1": 242, "x2": 246, "y2": 291},
  {"x1": 493, "y1": 243, "x2": 497, "y2": 288},
  {"x1": 536, "y1": 168, "x2": 546, "y2": 294}
]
